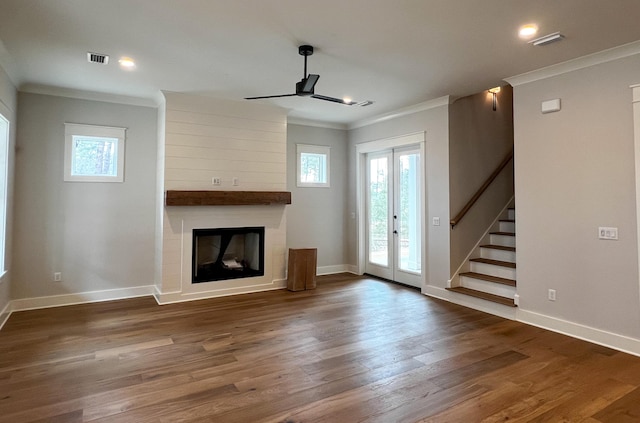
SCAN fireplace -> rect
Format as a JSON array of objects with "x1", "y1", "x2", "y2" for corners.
[{"x1": 192, "y1": 227, "x2": 265, "y2": 283}]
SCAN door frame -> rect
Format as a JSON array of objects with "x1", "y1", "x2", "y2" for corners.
[{"x1": 356, "y1": 132, "x2": 426, "y2": 288}]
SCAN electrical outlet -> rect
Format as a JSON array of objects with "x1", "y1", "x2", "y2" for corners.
[
  {"x1": 212, "y1": 177, "x2": 221, "y2": 186},
  {"x1": 232, "y1": 177, "x2": 239, "y2": 186},
  {"x1": 53, "y1": 272, "x2": 62, "y2": 282},
  {"x1": 432, "y1": 217, "x2": 440, "y2": 226},
  {"x1": 548, "y1": 289, "x2": 556, "y2": 301}
]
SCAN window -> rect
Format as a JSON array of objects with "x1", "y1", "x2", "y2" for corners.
[
  {"x1": 0, "y1": 113, "x2": 8, "y2": 273},
  {"x1": 297, "y1": 144, "x2": 330, "y2": 187},
  {"x1": 64, "y1": 123, "x2": 126, "y2": 182}
]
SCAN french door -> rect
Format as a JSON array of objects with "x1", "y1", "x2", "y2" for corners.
[{"x1": 365, "y1": 146, "x2": 422, "y2": 287}]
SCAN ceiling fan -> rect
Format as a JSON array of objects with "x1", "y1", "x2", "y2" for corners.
[{"x1": 245, "y1": 45, "x2": 371, "y2": 106}]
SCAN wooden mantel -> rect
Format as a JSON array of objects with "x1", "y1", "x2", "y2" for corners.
[{"x1": 165, "y1": 190, "x2": 291, "y2": 206}]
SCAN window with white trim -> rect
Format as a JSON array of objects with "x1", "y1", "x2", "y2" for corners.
[
  {"x1": 64, "y1": 123, "x2": 126, "y2": 182},
  {"x1": 297, "y1": 144, "x2": 330, "y2": 187},
  {"x1": 0, "y1": 113, "x2": 8, "y2": 273}
]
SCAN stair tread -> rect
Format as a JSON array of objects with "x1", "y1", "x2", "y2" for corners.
[
  {"x1": 470, "y1": 257, "x2": 517, "y2": 268},
  {"x1": 447, "y1": 287, "x2": 516, "y2": 307},
  {"x1": 460, "y1": 272, "x2": 516, "y2": 287},
  {"x1": 491, "y1": 231, "x2": 516, "y2": 236},
  {"x1": 480, "y1": 244, "x2": 516, "y2": 252}
]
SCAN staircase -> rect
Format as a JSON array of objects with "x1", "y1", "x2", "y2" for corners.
[{"x1": 447, "y1": 207, "x2": 517, "y2": 307}]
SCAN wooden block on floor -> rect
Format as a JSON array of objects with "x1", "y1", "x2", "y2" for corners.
[{"x1": 287, "y1": 248, "x2": 317, "y2": 291}]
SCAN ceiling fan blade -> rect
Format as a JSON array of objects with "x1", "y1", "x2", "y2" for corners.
[
  {"x1": 245, "y1": 93, "x2": 297, "y2": 100},
  {"x1": 302, "y1": 74, "x2": 320, "y2": 92},
  {"x1": 311, "y1": 94, "x2": 356, "y2": 105}
]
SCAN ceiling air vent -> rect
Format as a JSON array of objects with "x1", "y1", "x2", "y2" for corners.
[{"x1": 87, "y1": 52, "x2": 109, "y2": 65}]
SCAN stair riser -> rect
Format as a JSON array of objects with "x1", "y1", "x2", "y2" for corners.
[
  {"x1": 460, "y1": 276, "x2": 517, "y2": 298},
  {"x1": 499, "y1": 221, "x2": 516, "y2": 232},
  {"x1": 480, "y1": 248, "x2": 516, "y2": 263},
  {"x1": 470, "y1": 262, "x2": 516, "y2": 279},
  {"x1": 508, "y1": 209, "x2": 515, "y2": 220},
  {"x1": 490, "y1": 234, "x2": 516, "y2": 248}
]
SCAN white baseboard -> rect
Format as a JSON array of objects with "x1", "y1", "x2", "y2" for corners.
[
  {"x1": 347, "y1": 264, "x2": 360, "y2": 275},
  {"x1": 154, "y1": 279, "x2": 287, "y2": 305},
  {"x1": 423, "y1": 285, "x2": 518, "y2": 320},
  {"x1": 517, "y1": 309, "x2": 640, "y2": 358},
  {"x1": 316, "y1": 264, "x2": 355, "y2": 276},
  {"x1": 0, "y1": 300, "x2": 11, "y2": 330},
  {"x1": 9, "y1": 285, "x2": 156, "y2": 313}
]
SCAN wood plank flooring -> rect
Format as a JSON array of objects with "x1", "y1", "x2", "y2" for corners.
[{"x1": 1, "y1": 274, "x2": 639, "y2": 422}]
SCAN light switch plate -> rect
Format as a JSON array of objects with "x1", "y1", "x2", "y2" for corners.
[{"x1": 598, "y1": 227, "x2": 618, "y2": 240}]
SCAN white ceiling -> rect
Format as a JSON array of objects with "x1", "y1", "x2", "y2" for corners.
[{"x1": 1, "y1": 0, "x2": 640, "y2": 126}]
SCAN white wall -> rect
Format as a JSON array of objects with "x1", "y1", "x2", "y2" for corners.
[
  {"x1": 286, "y1": 124, "x2": 349, "y2": 273},
  {"x1": 0, "y1": 63, "x2": 16, "y2": 321},
  {"x1": 511, "y1": 53, "x2": 640, "y2": 345},
  {"x1": 348, "y1": 101, "x2": 451, "y2": 292},
  {"x1": 13, "y1": 93, "x2": 158, "y2": 300}
]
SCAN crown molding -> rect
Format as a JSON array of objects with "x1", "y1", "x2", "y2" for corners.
[
  {"x1": 348, "y1": 95, "x2": 452, "y2": 130},
  {"x1": 506, "y1": 39, "x2": 640, "y2": 87},
  {"x1": 20, "y1": 83, "x2": 158, "y2": 108}
]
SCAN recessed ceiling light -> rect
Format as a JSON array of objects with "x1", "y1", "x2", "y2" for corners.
[
  {"x1": 519, "y1": 24, "x2": 538, "y2": 39},
  {"x1": 343, "y1": 97, "x2": 353, "y2": 104},
  {"x1": 118, "y1": 57, "x2": 136, "y2": 69}
]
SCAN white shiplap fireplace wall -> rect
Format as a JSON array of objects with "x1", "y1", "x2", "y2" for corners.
[{"x1": 154, "y1": 92, "x2": 288, "y2": 304}]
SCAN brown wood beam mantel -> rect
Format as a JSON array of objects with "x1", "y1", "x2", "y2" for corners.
[{"x1": 165, "y1": 190, "x2": 292, "y2": 206}]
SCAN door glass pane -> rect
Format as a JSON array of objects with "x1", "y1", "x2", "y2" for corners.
[
  {"x1": 368, "y1": 156, "x2": 388, "y2": 266},
  {"x1": 398, "y1": 153, "x2": 421, "y2": 273}
]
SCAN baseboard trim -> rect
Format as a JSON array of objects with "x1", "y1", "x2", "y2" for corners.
[
  {"x1": 9, "y1": 285, "x2": 156, "y2": 313},
  {"x1": 0, "y1": 300, "x2": 11, "y2": 330},
  {"x1": 423, "y1": 285, "x2": 518, "y2": 320},
  {"x1": 316, "y1": 265, "x2": 352, "y2": 276},
  {"x1": 154, "y1": 279, "x2": 287, "y2": 305},
  {"x1": 517, "y1": 309, "x2": 640, "y2": 358}
]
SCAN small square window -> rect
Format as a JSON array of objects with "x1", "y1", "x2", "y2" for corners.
[
  {"x1": 64, "y1": 123, "x2": 126, "y2": 182},
  {"x1": 297, "y1": 144, "x2": 330, "y2": 187}
]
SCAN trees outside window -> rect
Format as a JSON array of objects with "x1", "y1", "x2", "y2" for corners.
[{"x1": 64, "y1": 123, "x2": 126, "y2": 182}]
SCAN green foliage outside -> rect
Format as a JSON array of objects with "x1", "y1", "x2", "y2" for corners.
[{"x1": 72, "y1": 136, "x2": 117, "y2": 176}]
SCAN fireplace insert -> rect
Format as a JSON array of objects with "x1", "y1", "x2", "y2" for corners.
[{"x1": 192, "y1": 226, "x2": 265, "y2": 283}]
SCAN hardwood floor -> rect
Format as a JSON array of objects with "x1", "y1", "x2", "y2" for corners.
[{"x1": 1, "y1": 274, "x2": 639, "y2": 422}]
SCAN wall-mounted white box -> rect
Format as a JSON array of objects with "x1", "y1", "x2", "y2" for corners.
[{"x1": 542, "y1": 98, "x2": 561, "y2": 114}]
